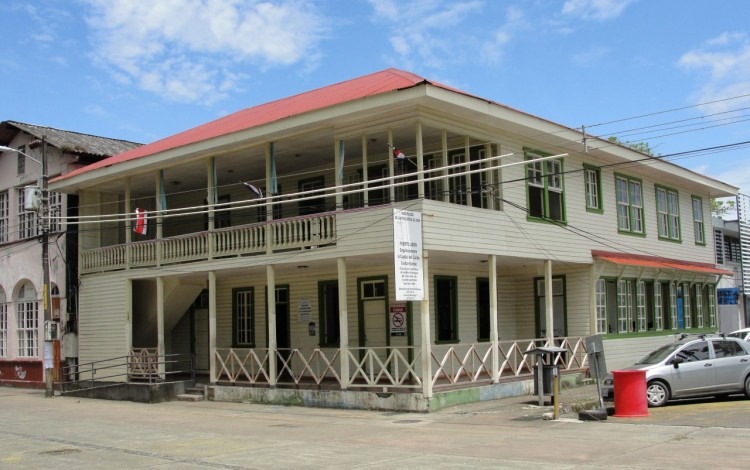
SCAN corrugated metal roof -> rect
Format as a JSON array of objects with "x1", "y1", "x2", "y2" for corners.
[
  {"x1": 56, "y1": 68, "x2": 443, "y2": 181},
  {"x1": 592, "y1": 250, "x2": 732, "y2": 276},
  {"x1": 0, "y1": 121, "x2": 142, "y2": 158}
]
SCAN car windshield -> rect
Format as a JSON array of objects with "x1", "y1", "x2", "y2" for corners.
[
  {"x1": 635, "y1": 343, "x2": 683, "y2": 365},
  {"x1": 727, "y1": 332, "x2": 746, "y2": 339}
]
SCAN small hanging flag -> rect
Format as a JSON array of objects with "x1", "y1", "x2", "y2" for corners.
[
  {"x1": 133, "y1": 208, "x2": 148, "y2": 235},
  {"x1": 392, "y1": 147, "x2": 406, "y2": 160},
  {"x1": 242, "y1": 182, "x2": 264, "y2": 199}
]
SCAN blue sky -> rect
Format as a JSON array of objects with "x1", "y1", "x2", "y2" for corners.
[{"x1": 2, "y1": 0, "x2": 749, "y2": 194}]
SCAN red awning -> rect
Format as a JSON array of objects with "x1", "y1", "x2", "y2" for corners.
[{"x1": 592, "y1": 250, "x2": 733, "y2": 276}]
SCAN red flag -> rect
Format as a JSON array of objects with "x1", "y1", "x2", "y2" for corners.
[
  {"x1": 393, "y1": 148, "x2": 406, "y2": 160},
  {"x1": 134, "y1": 208, "x2": 148, "y2": 235}
]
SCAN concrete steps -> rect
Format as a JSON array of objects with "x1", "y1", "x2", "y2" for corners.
[{"x1": 176, "y1": 386, "x2": 206, "y2": 402}]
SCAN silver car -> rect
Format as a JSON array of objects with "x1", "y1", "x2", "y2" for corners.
[
  {"x1": 601, "y1": 335, "x2": 750, "y2": 407},
  {"x1": 728, "y1": 328, "x2": 750, "y2": 342}
]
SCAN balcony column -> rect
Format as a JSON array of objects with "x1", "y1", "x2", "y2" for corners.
[
  {"x1": 125, "y1": 178, "x2": 132, "y2": 269},
  {"x1": 416, "y1": 121, "x2": 425, "y2": 199},
  {"x1": 267, "y1": 264, "x2": 277, "y2": 387},
  {"x1": 206, "y1": 158, "x2": 216, "y2": 260},
  {"x1": 265, "y1": 142, "x2": 274, "y2": 255},
  {"x1": 337, "y1": 257, "x2": 350, "y2": 389},
  {"x1": 208, "y1": 271, "x2": 217, "y2": 383},
  {"x1": 441, "y1": 130, "x2": 449, "y2": 203},
  {"x1": 361, "y1": 134, "x2": 369, "y2": 207},
  {"x1": 420, "y1": 250, "x2": 432, "y2": 398},
  {"x1": 155, "y1": 172, "x2": 164, "y2": 266},
  {"x1": 335, "y1": 139, "x2": 344, "y2": 211},
  {"x1": 387, "y1": 129, "x2": 395, "y2": 203},
  {"x1": 489, "y1": 254, "x2": 500, "y2": 383},
  {"x1": 156, "y1": 276, "x2": 166, "y2": 377},
  {"x1": 464, "y1": 136, "x2": 472, "y2": 208}
]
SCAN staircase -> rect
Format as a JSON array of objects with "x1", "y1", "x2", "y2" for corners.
[{"x1": 176, "y1": 385, "x2": 206, "y2": 402}]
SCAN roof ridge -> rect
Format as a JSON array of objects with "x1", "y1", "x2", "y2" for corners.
[{"x1": 7, "y1": 120, "x2": 142, "y2": 145}]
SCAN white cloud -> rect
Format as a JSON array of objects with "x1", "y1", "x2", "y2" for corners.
[
  {"x1": 561, "y1": 0, "x2": 633, "y2": 21},
  {"x1": 368, "y1": 0, "x2": 483, "y2": 69},
  {"x1": 480, "y1": 6, "x2": 525, "y2": 65},
  {"x1": 82, "y1": 0, "x2": 327, "y2": 104},
  {"x1": 572, "y1": 45, "x2": 610, "y2": 66},
  {"x1": 678, "y1": 32, "x2": 750, "y2": 115}
]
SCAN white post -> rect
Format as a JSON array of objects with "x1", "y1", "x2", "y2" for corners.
[
  {"x1": 421, "y1": 250, "x2": 432, "y2": 398},
  {"x1": 156, "y1": 276, "x2": 165, "y2": 377},
  {"x1": 206, "y1": 158, "x2": 216, "y2": 260},
  {"x1": 208, "y1": 271, "x2": 217, "y2": 383},
  {"x1": 387, "y1": 129, "x2": 395, "y2": 203},
  {"x1": 362, "y1": 134, "x2": 369, "y2": 207},
  {"x1": 124, "y1": 178, "x2": 131, "y2": 269},
  {"x1": 545, "y1": 259, "x2": 554, "y2": 345},
  {"x1": 489, "y1": 255, "x2": 499, "y2": 383},
  {"x1": 338, "y1": 257, "x2": 350, "y2": 389},
  {"x1": 416, "y1": 121, "x2": 424, "y2": 199},
  {"x1": 267, "y1": 264, "x2": 277, "y2": 386}
]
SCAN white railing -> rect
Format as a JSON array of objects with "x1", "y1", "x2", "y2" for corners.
[
  {"x1": 80, "y1": 213, "x2": 335, "y2": 273},
  {"x1": 213, "y1": 337, "x2": 589, "y2": 392}
]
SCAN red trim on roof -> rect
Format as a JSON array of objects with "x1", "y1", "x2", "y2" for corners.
[
  {"x1": 592, "y1": 250, "x2": 732, "y2": 276},
  {"x1": 55, "y1": 68, "x2": 435, "y2": 182}
]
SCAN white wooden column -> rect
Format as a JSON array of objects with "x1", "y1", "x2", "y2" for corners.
[
  {"x1": 208, "y1": 271, "x2": 217, "y2": 383},
  {"x1": 125, "y1": 178, "x2": 131, "y2": 269},
  {"x1": 125, "y1": 279, "x2": 133, "y2": 354},
  {"x1": 206, "y1": 158, "x2": 216, "y2": 260},
  {"x1": 416, "y1": 121, "x2": 424, "y2": 199},
  {"x1": 489, "y1": 255, "x2": 499, "y2": 383},
  {"x1": 387, "y1": 129, "x2": 395, "y2": 203},
  {"x1": 338, "y1": 257, "x2": 350, "y2": 389},
  {"x1": 335, "y1": 139, "x2": 344, "y2": 210},
  {"x1": 362, "y1": 134, "x2": 369, "y2": 207},
  {"x1": 267, "y1": 264, "x2": 277, "y2": 386},
  {"x1": 265, "y1": 142, "x2": 274, "y2": 255},
  {"x1": 441, "y1": 130, "x2": 449, "y2": 203},
  {"x1": 155, "y1": 173, "x2": 163, "y2": 266},
  {"x1": 156, "y1": 276, "x2": 165, "y2": 376},
  {"x1": 545, "y1": 259, "x2": 554, "y2": 345},
  {"x1": 464, "y1": 136, "x2": 472, "y2": 207},
  {"x1": 420, "y1": 250, "x2": 432, "y2": 398}
]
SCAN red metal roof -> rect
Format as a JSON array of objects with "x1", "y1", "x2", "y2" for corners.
[
  {"x1": 592, "y1": 250, "x2": 732, "y2": 276},
  {"x1": 55, "y1": 68, "x2": 439, "y2": 182}
]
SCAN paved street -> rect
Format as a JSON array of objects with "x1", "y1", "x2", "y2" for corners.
[{"x1": 1, "y1": 386, "x2": 748, "y2": 469}]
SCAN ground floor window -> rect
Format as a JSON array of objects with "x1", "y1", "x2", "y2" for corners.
[
  {"x1": 16, "y1": 282, "x2": 38, "y2": 357},
  {"x1": 476, "y1": 278, "x2": 490, "y2": 341},
  {"x1": 319, "y1": 281, "x2": 340, "y2": 347},
  {"x1": 0, "y1": 298, "x2": 7, "y2": 357},
  {"x1": 232, "y1": 287, "x2": 255, "y2": 347},
  {"x1": 534, "y1": 276, "x2": 566, "y2": 337},
  {"x1": 435, "y1": 276, "x2": 458, "y2": 343},
  {"x1": 595, "y1": 279, "x2": 606, "y2": 334}
]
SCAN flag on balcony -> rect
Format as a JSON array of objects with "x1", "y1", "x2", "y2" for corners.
[
  {"x1": 133, "y1": 208, "x2": 147, "y2": 235},
  {"x1": 392, "y1": 147, "x2": 406, "y2": 160},
  {"x1": 242, "y1": 182, "x2": 264, "y2": 198}
]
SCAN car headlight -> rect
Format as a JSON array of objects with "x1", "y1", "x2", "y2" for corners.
[{"x1": 603, "y1": 378, "x2": 613, "y2": 386}]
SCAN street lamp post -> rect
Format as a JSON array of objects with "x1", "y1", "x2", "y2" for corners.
[{"x1": 0, "y1": 138, "x2": 53, "y2": 397}]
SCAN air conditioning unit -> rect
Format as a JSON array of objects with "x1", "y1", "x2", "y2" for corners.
[{"x1": 24, "y1": 186, "x2": 42, "y2": 211}]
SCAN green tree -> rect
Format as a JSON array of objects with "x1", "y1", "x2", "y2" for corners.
[
  {"x1": 607, "y1": 136, "x2": 657, "y2": 156},
  {"x1": 711, "y1": 199, "x2": 736, "y2": 218}
]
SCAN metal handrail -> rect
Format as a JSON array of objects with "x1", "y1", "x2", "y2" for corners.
[{"x1": 58, "y1": 353, "x2": 195, "y2": 394}]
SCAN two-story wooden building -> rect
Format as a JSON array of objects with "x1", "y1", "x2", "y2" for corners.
[{"x1": 50, "y1": 69, "x2": 736, "y2": 410}]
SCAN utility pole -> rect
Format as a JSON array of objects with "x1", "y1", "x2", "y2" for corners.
[{"x1": 40, "y1": 136, "x2": 52, "y2": 397}]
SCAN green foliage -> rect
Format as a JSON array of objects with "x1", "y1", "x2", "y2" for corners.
[
  {"x1": 607, "y1": 136, "x2": 657, "y2": 156},
  {"x1": 712, "y1": 199, "x2": 736, "y2": 217}
]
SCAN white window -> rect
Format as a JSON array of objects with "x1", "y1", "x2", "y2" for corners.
[
  {"x1": 683, "y1": 284, "x2": 691, "y2": 328},
  {"x1": 16, "y1": 282, "x2": 39, "y2": 358},
  {"x1": 49, "y1": 192, "x2": 63, "y2": 232},
  {"x1": 669, "y1": 282, "x2": 677, "y2": 330},
  {"x1": 695, "y1": 284, "x2": 704, "y2": 328},
  {"x1": 617, "y1": 280, "x2": 634, "y2": 333},
  {"x1": 584, "y1": 167, "x2": 601, "y2": 210},
  {"x1": 636, "y1": 281, "x2": 646, "y2": 332},
  {"x1": 526, "y1": 151, "x2": 565, "y2": 221},
  {"x1": 17, "y1": 188, "x2": 37, "y2": 239},
  {"x1": 707, "y1": 285, "x2": 716, "y2": 328},
  {"x1": 449, "y1": 152, "x2": 466, "y2": 205},
  {"x1": 0, "y1": 290, "x2": 7, "y2": 357},
  {"x1": 692, "y1": 197, "x2": 704, "y2": 244},
  {"x1": 595, "y1": 279, "x2": 606, "y2": 334},
  {"x1": 0, "y1": 191, "x2": 8, "y2": 243},
  {"x1": 615, "y1": 176, "x2": 643, "y2": 233},
  {"x1": 656, "y1": 187, "x2": 680, "y2": 240},
  {"x1": 654, "y1": 284, "x2": 663, "y2": 331},
  {"x1": 233, "y1": 288, "x2": 254, "y2": 347}
]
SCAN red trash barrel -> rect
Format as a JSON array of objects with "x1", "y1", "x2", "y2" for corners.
[{"x1": 613, "y1": 369, "x2": 649, "y2": 417}]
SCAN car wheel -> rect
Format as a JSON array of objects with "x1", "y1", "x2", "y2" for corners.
[
  {"x1": 745, "y1": 375, "x2": 750, "y2": 399},
  {"x1": 646, "y1": 380, "x2": 669, "y2": 407}
]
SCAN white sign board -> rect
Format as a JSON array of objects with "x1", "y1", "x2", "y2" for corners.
[
  {"x1": 393, "y1": 209, "x2": 424, "y2": 301},
  {"x1": 298, "y1": 298, "x2": 312, "y2": 323},
  {"x1": 390, "y1": 303, "x2": 407, "y2": 336}
]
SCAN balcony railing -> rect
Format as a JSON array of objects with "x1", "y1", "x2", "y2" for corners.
[
  {"x1": 213, "y1": 337, "x2": 589, "y2": 393},
  {"x1": 80, "y1": 213, "x2": 337, "y2": 273}
]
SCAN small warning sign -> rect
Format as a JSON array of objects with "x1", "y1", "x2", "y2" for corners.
[{"x1": 390, "y1": 303, "x2": 407, "y2": 336}]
